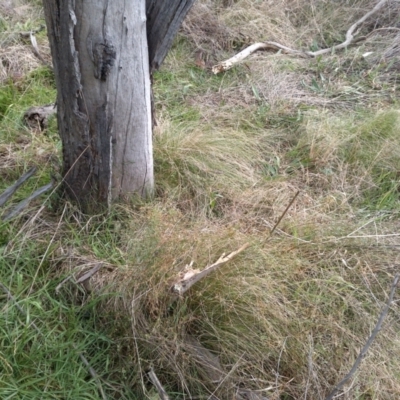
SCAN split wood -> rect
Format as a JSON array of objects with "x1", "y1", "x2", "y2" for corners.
[
  {"x1": 172, "y1": 243, "x2": 250, "y2": 296},
  {"x1": 213, "y1": 0, "x2": 390, "y2": 74}
]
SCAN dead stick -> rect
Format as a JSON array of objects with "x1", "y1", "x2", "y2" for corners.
[
  {"x1": 265, "y1": 191, "x2": 299, "y2": 242},
  {"x1": 2, "y1": 180, "x2": 54, "y2": 221},
  {"x1": 325, "y1": 273, "x2": 399, "y2": 400},
  {"x1": 269, "y1": 191, "x2": 299, "y2": 237},
  {"x1": 0, "y1": 167, "x2": 37, "y2": 207},
  {"x1": 148, "y1": 368, "x2": 170, "y2": 400}
]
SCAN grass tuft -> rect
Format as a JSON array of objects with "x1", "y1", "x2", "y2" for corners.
[{"x1": 2, "y1": 0, "x2": 400, "y2": 399}]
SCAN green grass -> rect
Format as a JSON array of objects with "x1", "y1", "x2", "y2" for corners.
[
  {"x1": 0, "y1": 241, "x2": 139, "y2": 399},
  {"x1": 2, "y1": 0, "x2": 400, "y2": 399}
]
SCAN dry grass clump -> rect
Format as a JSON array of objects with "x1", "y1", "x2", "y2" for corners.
[
  {"x1": 288, "y1": 108, "x2": 400, "y2": 209},
  {"x1": 153, "y1": 119, "x2": 260, "y2": 216},
  {"x1": 46, "y1": 200, "x2": 399, "y2": 400},
  {"x1": 0, "y1": 0, "x2": 50, "y2": 84},
  {"x1": 182, "y1": 2, "x2": 241, "y2": 58},
  {"x1": 0, "y1": 45, "x2": 42, "y2": 84}
]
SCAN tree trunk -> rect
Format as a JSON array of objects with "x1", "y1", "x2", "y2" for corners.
[
  {"x1": 43, "y1": 0, "x2": 153, "y2": 209},
  {"x1": 42, "y1": 0, "x2": 196, "y2": 210}
]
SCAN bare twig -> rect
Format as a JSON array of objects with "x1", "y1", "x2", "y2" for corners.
[
  {"x1": 0, "y1": 281, "x2": 107, "y2": 400},
  {"x1": 309, "y1": 0, "x2": 389, "y2": 57},
  {"x1": 0, "y1": 167, "x2": 37, "y2": 207},
  {"x1": 325, "y1": 273, "x2": 399, "y2": 400},
  {"x1": 148, "y1": 368, "x2": 170, "y2": 400},
  {"x1": 2, "y1": 180, "x2": 54, "y2": 221},
  {"x1": 172, "y1": 243, "x2": 250, "y2": 295},
  {"x1": 213, "y1": 0, "x2": 390, "y2": 73},
  {"x1": 267, "y1": 191, "x2": 299, "y2": 240}
]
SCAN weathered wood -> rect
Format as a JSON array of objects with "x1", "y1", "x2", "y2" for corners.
[
  {"x1": 43, "y1": 0, "x2": 153, "y2": 208},
  {"x1": 0, "y1": 167, "x2": 36, "y2": 207},
  {"x1": 146, "y1": 0, "x2": 196, "y2": 72},
  {"x1": 24, "y1": 104, "x2": 56, "y2": 130},
  {"x1": 2, "y1": 180, "x2": 54, "y2": 221},
  {"x1": 172, "y1": 243, "x2": 250, "y2": 296}
]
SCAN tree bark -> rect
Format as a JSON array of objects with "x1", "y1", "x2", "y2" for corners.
[
  {"x1": 43, "y1": 0, "x2": 153, "y2": 208},
  {"x1": 146, "y1": 0, "x2": 196, "y2": 72},
  {"x1": 42, "y1": 0, "x2": 196, "y2": 210}
]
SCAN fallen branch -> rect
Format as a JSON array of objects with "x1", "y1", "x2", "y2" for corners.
[
  {"x1": 0, "y1": 281, "x2": 107, "y2": 400},
  {"x1": 325, "y1": 273, "x2": 399, "y2": 400},
  {"x1": 148, "y1": 368, "x2": 170, "y2": 400},
  {"x1": 0, "y1": 167, "x2": 37, "y2": 207},
  {"x1": 55, "y1": 263, "x2": 105, "y2": 295},
  {"x1": 213, "y1": 0, "x2": 390, "y2": 73},
  {"x1": 2, "y1": 180, "x2": 55, "y2": 221},
  {"x1": 172, "y1": 243, "x2": 250, "y2": 296}
]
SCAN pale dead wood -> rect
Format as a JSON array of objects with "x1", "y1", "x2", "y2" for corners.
[
  {"x1": 0, "y1": 167, "x2": 37, "y2": 207},
  {"x1": 213, "y1": 0, "x2": 390, "y2": 74},
  {"x1": 0, "y1": 281, "x2": 107, "y2": 400},
  {"x1": 172, "y1": 243, "x2": 250, "y2": 295},
  {"x1": 212, "y1": 42, "x2": 307, "y2": 73},
  {"x1": 310, "y1": 0, "x2": 389, "y2": 57},
  {"x1": 148, "y1": 367, "x2": 170, "y2": 400},
  {"x1": 29, "y1": 31, "x2": 49, "y2": 67},
  {"x1": 325, "y1": 273, "x2": 399, "y2": 400},
  {"x1": 24, "y1": 103, "x2": 57, "y2": 131}
]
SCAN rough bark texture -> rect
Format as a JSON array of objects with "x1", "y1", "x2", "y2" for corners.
[
  {"x1": 43, "y1": 0, "x2": 153, "y2": 208},
  {"x1": 146, "y1": 0, "x2": 196, "y2": 72},
  {"x1": 42, "y1": 0, "x2": 196, "y2": 209}
]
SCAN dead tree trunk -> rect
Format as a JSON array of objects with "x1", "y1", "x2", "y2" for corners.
[{"x1": 42, "y1": 0, "x2": 195, "y2": 210}]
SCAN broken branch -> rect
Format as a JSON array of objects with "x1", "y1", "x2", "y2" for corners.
[
  {"x1": 2, "y1": 180, "x2": 55, "y2": 221},
  {"x1": 0, "y1": 167, "x2": 37, "y2": 207},
  {"x1": 172, "y1": 243, "x2": 250, "y2": 296},
  {"x1": 213, "y1": 0, "x2": 390, "y2": 73}
]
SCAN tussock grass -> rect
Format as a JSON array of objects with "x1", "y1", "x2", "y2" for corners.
[
  {"x1": 290, "y1": 109, "x2": 400, "y2": 209},
  {"x1": 2, "y1": 0, "x2": 400, "y2": 399},
  {"x1": 154, "y1": 120, "x2": 260, "y2": 216}
]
